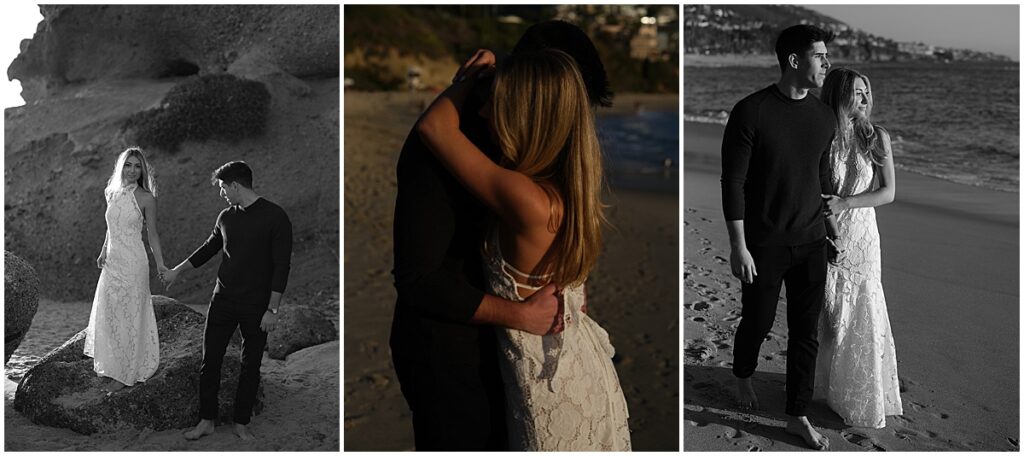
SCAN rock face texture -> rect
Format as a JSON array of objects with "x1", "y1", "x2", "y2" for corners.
[
  {"x1": 10, "y1": 5, "x2": 339, "y2": 103},
  {"x1": 5, "y1": 251, "x2": 41, "y2": 363},
  {"x1": 5, "y1": 5, "x2": 340, "y2": 310},
  {"x1": 12, "y1": 296, "x2": 262, "y2": 435},
  {"x1": 267, "y1": 299, "x2": 339, "y2": 360}
]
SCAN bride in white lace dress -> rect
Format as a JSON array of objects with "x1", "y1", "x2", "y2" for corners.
[
  {"x1": 417, "y1": 49, "x2": 631, "y2": 450},
  {"x1": 84, "y1": 147, "x2": 165, "y2": 393},
  {"x1": 817, "y1": 68, "x2": 903, "y2": 428}
]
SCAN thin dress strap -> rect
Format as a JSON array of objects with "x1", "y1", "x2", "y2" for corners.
[
  {"x1": 502, "y1": 262, "x2": 553, "y2": 291},
  {"x1": 492, "y1": 227, "x2": 553, "y2": 292}
]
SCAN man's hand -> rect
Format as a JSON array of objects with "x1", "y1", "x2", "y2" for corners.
[
  {"x1": 826, "y1": 237, "x2": 846, "y2": 266},
  {"x1": 730, "y1": 247, "x2": 757, "y2": 284},
  {"x1": 452, "y1": 48, "x2": 496, "y2": 83},
  {"x1": 96, "y1": 252, "x2": 106, "y2": 269},
  {"x1": 260, "y1": 311, "x2": 279, "y2": 333},
  {"x1": 518, "y1": 284, "x2": 564, "y2": 336},
  {"x1": 162, "y1": 267, "x2": 181, "y2": 290}
]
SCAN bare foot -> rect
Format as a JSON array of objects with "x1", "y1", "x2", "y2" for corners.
[
  {"x1": 736, "y1": 376, "x2": 760, "y2": 410},
  {"x1": 785, "y1": 416, "x2": 829, "y2": 450},
  {"x1": 233, "y1": 423, "x2": 256, "y2": 441},
  {"x1": 183, "y1": 419, "x2": 216, "y2": 441}
]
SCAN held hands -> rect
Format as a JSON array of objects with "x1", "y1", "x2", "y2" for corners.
[
  {"x1": 452, "y1": 49, "x2": 496, "y2": 83},
  {"x1": 159, "y1": 266, "x2": 181, "y2": 290},
  {"x1": 730, "y1": 247, "x2": 757, "y2": 284},
  {"x1": 826, "y1": 237, "x2": 846, "y2": 266},
  {"x1": 520, "y1": 283, "x2": 565, "y2": 336}
]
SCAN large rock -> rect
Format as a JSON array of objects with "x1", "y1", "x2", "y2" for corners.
[
  {"x1": 266, "y1": 299, "x2": 338, "y2": 360},
  {"x1": 5, "y1": 251, "x2": 40, "y2": 363},
  {"x1": 13, "y1": 296, "x2": 263, "y2": 435},
  {"x1": 9, "y1": 5, "x2": 340, "y2": 103}
]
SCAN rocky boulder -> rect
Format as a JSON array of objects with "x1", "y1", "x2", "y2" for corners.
[
  {"x1": 13, "y1": 296, "x2": 263, "y2": 435},
  {"x1": 10, "y1": 5, "x2": 340, "y2": 103},
  {"x1": 5, "y1": 251, "x2": 41, "y2": 363},
  {"x1": 267, "y1": 299, "x2": 338, "y2": 360}
]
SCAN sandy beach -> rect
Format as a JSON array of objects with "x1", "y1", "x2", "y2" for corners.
[
  {"x1": 683, "y1": 121, "x2": 1019, "y2": 451},
  {"x1": 343, "y1": 91, "x2": 679, "y2": 450}
]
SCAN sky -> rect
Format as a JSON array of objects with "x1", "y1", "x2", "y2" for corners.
[
  {"x1": 808, "y1": 4, "x2": 1019, "y2": 61},
  {"x1": 2, "y1": 3, "x2": 42, "y2": 109}
]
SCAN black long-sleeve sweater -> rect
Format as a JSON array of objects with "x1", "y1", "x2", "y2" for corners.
[
  {"x1": 187, "y1": 197, "x2": 292, "y2": 310},
  {"x1": 721, "y1": 84, "x2": 837, "y2": 246}
]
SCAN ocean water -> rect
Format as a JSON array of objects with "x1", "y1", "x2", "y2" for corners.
[
  {"x1": 684, "y1": 61, "x2": 1019, "y2": 192},
  {"x1": 598, "y1": 110, "x2": 680, "y2": 193}
]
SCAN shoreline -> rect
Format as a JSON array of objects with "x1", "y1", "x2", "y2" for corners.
[
  {"x1": 683, "y1": 121, "x2": 1019, "y2": 451},
  {"x1": 684, "y1": 118, "x2": 1020, "y2": 194}
]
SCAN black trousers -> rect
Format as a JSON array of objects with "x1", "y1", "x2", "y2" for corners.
[
  {"x1": 733, "y1": 239, "x2": 826, "y2": 416},
  {"x1": 199, "y1": 301, "x2": 267, "y2": 425},
  {"x1": 392, "y1": 310, "x2": 507, "y2": 450}
]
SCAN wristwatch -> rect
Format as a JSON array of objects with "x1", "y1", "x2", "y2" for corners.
[{"x1": 268, "y1": 307, "x2": 279, "y2": 315}]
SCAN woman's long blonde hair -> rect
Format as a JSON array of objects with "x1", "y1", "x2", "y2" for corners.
[
  {"x1": 104, "y1": 147, "x2": 157, "y2": 198},
  {"x1": 821, "y1": 68, "x2": 888, "y2": 165},
  {"x1": 491, "y1": 49, "x2": 606, "y2": 287}
]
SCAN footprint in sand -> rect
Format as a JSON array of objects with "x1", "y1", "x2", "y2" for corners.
[
  {"x1": 840, "y1": 430, "x2": 887, "y2": 451},
  {"x1": 713, "y1": 256, "x2": 728, "y2": 264},
  {"x1": 701, "y1": 237, "x2": 712, "y2": 245},
  {"x1": 685, "y1": 340, "x2": 718, "y2": 362},
  {"x1": 690, "y1": 316, "x2": 706, "y2": 323},
  {"x1": 686, "y1": 208, "x2": 697, "y2": 214},
  {"x1": 692, "y1": 301, "x2": 712, "y2": 311},
  {"x1": 699, "y1": 247, "x2": 712, "y2": 255}
]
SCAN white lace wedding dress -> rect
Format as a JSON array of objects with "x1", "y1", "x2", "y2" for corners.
[
  {"x1": 84, "y1": 184, "x2": 160, "y2": 385},
  {"x1": 484, "y1": 230, "x2": 631, "y2": 451},
  {"x1": 816, "y1": 143, "x2": 903, "y2": 428}
]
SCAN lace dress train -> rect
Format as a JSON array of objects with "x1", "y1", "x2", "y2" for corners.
[
  {"x1": 484, "y1": 231, "x2": 631, "y2": 451},
  {"x1": 84, "y1": 184, "x2": 160, "y2": 385},
  {"x1": 817, "y1": 145, "x2": 903, "y2": 428}
]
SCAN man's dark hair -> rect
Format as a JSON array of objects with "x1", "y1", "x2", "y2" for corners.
[
  {"x1": 774, "y1": 24, "x2": 834, "y2": 73},
  {"x1": 512, "y1": 20, "x2": 614, "y2": 108},
  {"x1": 211, "y1": 160, "x2": 253, "y2": 188}
]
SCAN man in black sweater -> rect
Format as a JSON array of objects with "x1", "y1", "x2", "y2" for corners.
[
  {"x1": 390, "y1": 21, "x2": 613, "y2": 451},
  {"x1": 163, "y1": 161, "x2": 293, "y2": 442},
  {"x1": 721, "y1": 24, "x2": 837, "y2": 450}
]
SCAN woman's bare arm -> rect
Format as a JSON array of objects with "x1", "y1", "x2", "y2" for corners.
[{"x1": 416, "y1": 81, "x2": 551, "y2": 229}]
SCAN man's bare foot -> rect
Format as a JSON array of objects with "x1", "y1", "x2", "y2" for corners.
[
  {"x1": 736, "y1": 376, "x2": 760, "y2": 410},
  {"x1": 183, "y1": 419, "x2": 215, "y2": 441},
  {"x1": 785, "y1": 416, "x2": 829, "y2": 451},
  {"x1": 233, "y1": 423, "x2": 256, "y2": 441}
]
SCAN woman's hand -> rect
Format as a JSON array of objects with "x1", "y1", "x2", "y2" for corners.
[
  {"x1": 452, "y1": 48, "x2": 497, "y2": 83},
  {"x1": 822, "y1": 194, "x2": 849, "y2": 215},
  {"x1": 96, "y1": 251, "x2": 106, "y2": 269}
]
